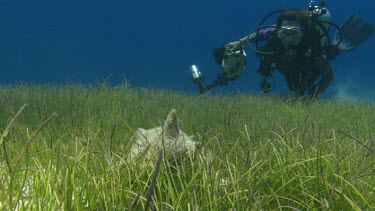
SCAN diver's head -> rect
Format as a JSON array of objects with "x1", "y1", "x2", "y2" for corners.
[
  {"x1": 278, "y1": 21, "x2": 304, "y2": 48},
  {"x1": 277, "y1": 9, "x2": 311, "y2": 29},
  {"x1": 276, "y1": 9, "x2": 311, "y2": 49}
]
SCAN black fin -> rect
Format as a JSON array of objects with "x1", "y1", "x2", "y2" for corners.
[
  {"x1": 340, "y1": 14, "x2": 363, "y2": 41},
  {"x1": 339, "y1": 13, "x2": 374, "y2": 47},
  {"x1": 350, "y1": 22, "x2": 375, "y2": 47}
]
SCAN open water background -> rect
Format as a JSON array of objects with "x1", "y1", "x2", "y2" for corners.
[{"x1": 0, "y1": 0, "x2": 374, "y2": 101}]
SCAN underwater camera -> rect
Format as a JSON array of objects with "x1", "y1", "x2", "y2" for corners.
[
  {"x1": 221, "y1": 49, "x2": 247, "y2": 79},
  {"x1": 191, "y1": 48, "x2": 246, "y2": 94}
]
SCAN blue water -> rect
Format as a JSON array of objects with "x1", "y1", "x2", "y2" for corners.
[{"x1": 0, "y1": 1, "x2": 374, "y2": 101}]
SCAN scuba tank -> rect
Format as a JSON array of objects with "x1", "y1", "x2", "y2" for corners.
[{"x1": 308, "y1": 1, "x2": 332, "y2": 46}]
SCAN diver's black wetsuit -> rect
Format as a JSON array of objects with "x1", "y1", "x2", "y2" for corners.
[{"x1": 256, "y1": 27, "x2": 334, "y2": 96}]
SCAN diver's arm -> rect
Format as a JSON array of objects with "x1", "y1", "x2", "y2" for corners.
[
  {"x1": 239, "y1": 33, "x2": 257, "y2": 44},
  {"x1": 307, "y1": 56, "x2": 334, "y2": 96},
  {"x1": 240, "y1": 27, "x2": 276, "y2": 44},
  {"x1": 227, "y1": 27, "x2": 276, "y2": 51},
  {"x1": 224, "y1": 37, "x2": 251, "y2": 52}
]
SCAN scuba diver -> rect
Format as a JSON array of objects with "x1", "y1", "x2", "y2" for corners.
[
  {"x1": 229, "y1": 8, "x2": 334, "y2": 96},
  {"x1": 192, "y1": 1, "x2": 374, "y2": 97}
]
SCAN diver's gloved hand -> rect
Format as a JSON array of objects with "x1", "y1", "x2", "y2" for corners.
[
  {"x1": 225, "y1": 40, "x2": 244, "y2": 52},
  {"x1": 214, "y1": 41, "x2": 244, "y2": 65},
  {"x1": 260, "y1": 79, "x2": 272, "y2": 93},
  {"x1": 325, "y1": 45, "x2": 341, "y2": 60}
]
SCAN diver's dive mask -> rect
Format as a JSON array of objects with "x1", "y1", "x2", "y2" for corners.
[{"x1": 277, "y1": 26, "x2": 304, "y2": 39}]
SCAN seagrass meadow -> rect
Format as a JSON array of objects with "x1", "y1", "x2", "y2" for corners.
[{"x1": 0, "y1": 83, "x2": 374, "y2": 210}]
